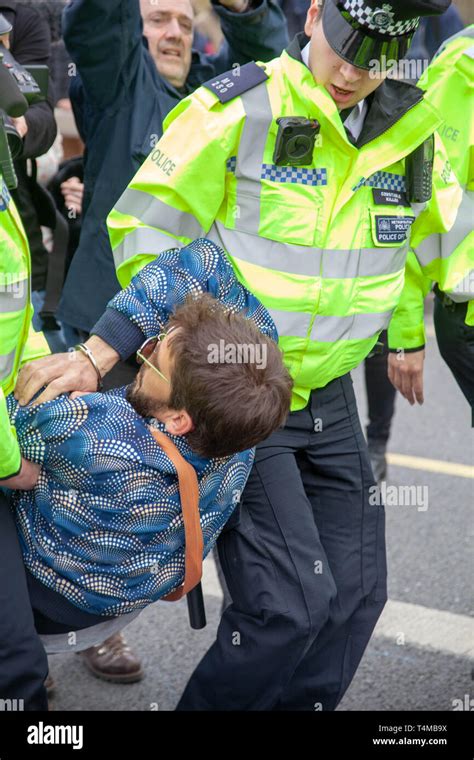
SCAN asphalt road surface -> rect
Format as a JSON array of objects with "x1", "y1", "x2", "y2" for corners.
[{"x1": 47, "y1": 296, "x2": 473, "y2": 711}]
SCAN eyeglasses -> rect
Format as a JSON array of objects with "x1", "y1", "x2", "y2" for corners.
[{"x1": 136, "y1": 327, "x2": 176, "y2": 384}]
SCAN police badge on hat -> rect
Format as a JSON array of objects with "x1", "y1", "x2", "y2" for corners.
[
  {"x1": 369, "y1": 4, "x2": 395, "y2": 30},
  {"x1": 321, "y1": 0, "x2": 453, "y2": 69}
]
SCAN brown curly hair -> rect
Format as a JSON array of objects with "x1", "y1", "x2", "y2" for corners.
[{"x1": 166, "y1": 294, "x2": 293, "y2": 458}]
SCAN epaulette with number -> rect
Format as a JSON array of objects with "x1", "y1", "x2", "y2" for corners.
[{"x1": 202, "y1": 61, "x2": 269, "y2": 104}]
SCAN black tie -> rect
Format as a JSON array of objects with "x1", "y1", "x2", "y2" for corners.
[{"x1": 340, "y1": 106, "x2": 356, "y2": 144}]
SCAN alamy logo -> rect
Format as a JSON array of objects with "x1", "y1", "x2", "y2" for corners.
[
  {"x1": 0, "y1": 698, "x2": 24, "y2": 711},
  {"x1": 0, "y1": 275, "x2": 26, "y2": 298},
  {"x1": 452, "y1": 694, "x2": 474, "y2": 711},
  {"x1": 369, "y1": 482, "x2": 429, "y2": 512},
  {"x1": 207, "y1": 340, "x2": 267, "y2": 369},
  {"x1": 369, "y1": 55, "x2": 429, "y2": 80},
  {"x1": 27, "y1": 722, "x2": 83, "y2": 750}
]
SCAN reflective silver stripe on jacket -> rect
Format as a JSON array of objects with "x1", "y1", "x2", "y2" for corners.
[
  {"x1": 321, "y1": 246, "x2": 407, "y2": 278},
  {"x1": 416, "y1": 189, "x2": 473, "y2": 266},
  {"x1": 447, "y1": 270, "x2": 474, "y2": 302},
  {"x1": 265, "y1": 308, "x2": 313, "y2": 339},
  {"x1": 234, "y1": 83, "x2": 273, "y2": 235},
  {"x1": 209, "y1": 221, "x2": 407, "y2": 279},
  {"x1": 112, "y1": 226, "x2": 183, "y2": 268},
  {"x1": 266, "y1": 307, "x2": 392, "y2": 341},
  {"x1": 0, "y1": 347, "x2": 16, "y2": 380},
  {"x1": 310, "y1": 311, "x2": 393, "y2": 342},
  {"x1": 0, "y1": 279, "x2": 28, "y2": 312},
  {"x1": 114, "y1": 188, "x2": 202, "y2": 237}
]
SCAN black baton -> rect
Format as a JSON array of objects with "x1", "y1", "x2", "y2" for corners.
[{"x1": 187, "y1": 582, "x2": 206, "y2": 629}]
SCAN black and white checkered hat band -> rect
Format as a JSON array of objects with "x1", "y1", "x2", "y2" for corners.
[{"x1": 341, "y1": 0, "x2": 419, "y2": 36}]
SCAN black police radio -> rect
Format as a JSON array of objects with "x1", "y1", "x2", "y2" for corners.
[
  {"x1": 273, "y1": 117, "x2": 320, "y2": 166},
  {"x1": 406, "y1": 134, "x2": 434, "y2": 203}
]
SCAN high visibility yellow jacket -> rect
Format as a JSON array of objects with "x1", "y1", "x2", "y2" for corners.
[
  {"x1": 388, "y1": 26, "x2": 474, "y2": 349},
  {"x1": 0, "y1": 179, "x2": 49, "y2": 479},
  {"x1": 107, "y1": 37, "x2": 461, "y2": 411}
]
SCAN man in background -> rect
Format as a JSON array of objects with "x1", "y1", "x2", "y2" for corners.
[{"x1": 56, "y1": 0, "x2": 288, "y2": 344}]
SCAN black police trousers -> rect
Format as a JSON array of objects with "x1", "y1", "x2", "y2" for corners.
[
  {"x1": 177, "y1": 373, "x2": 387, "y2": 710},
  {"x1": 434, "y1": 290, "x2": 474, "y2": 421},
  {"x1": 0, "y1": 491, "x2": 48, "y2": 711},
  {"x1": 364, "y1": 331, "x2": 396, "y2": 445}
]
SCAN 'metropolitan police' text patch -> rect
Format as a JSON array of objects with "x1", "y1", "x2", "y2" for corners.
[{"x1": 374, "y1": 215, "x2": 415, "y2": 244}]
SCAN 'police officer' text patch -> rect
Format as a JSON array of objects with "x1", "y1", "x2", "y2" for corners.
[
  {"x1": 374, "y1": 215, "x2": 415, "y2": 244},
  {"x1": 372, "y1": 188, "x2": 409, "y2": 207}
]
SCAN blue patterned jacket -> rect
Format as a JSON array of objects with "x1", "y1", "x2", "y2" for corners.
[{"x1": 8, "y1": 240, "x2": 277, "y2": 616}]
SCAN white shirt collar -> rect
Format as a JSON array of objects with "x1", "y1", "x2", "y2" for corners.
[{"x1": 300, "y1": 42, "x2": 367, "y2": 141}]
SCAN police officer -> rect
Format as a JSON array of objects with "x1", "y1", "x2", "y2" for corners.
[
  {"x1": 17, "y1": 0, "x2": 460, "y2": 710},
  {"x1": 0, "y1": 12, "x2": 51, "y2": 709},
  {"x1": 388, "y1": 25, "x2": 474, "y2": 419},
  {"x1": 365, "y1": 16, "x2": 471, "y2": 484}
]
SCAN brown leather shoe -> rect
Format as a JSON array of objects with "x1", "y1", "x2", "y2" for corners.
[{"x1": 79, "y1": 632, "x2": 144, "y2": 683}]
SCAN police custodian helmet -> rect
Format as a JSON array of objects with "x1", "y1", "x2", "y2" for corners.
[{"x1": 321, "y1": 0, "x2": 453, "y2": 69}]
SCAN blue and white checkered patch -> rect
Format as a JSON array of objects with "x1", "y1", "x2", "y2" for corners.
[
  {"x1": 261, "y1": 164, "x2": 328, "y2": 187},
  {"x1": 353, "y1": 171, "x2": 406, "y2": 193},
  {"x1": 342, "y1": 1, "x2": 419, "y2": 36},
  {"x1": 226, "y1": 156, "x2": 237, "y2": 174},
  {"x1": 0, "y1": 178, "x2": 11, "y2": 212}
]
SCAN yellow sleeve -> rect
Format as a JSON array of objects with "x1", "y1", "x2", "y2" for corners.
[
  {"x1": 0, "y1": 387, "x2": 21, "y2": 480},
  {"x1": 410, "y1": 133, "x2": 462, "y2": 252},
  {"x1": 20, "y1": 317, "x2": 51, "y2": 366},
  {"x1": 389, "y1": 133, "x2": 464, "y2": 349},
  {"x1": 388, "y1": 249, "x2": 433, "y2": 350},
  {"x1": 466, "y1": 301, "x2": 474, "y2": 327}
]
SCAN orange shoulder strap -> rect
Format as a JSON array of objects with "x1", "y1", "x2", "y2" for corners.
[{"x1": 149, "y1": 428, "x2": 203, "y2": 602}]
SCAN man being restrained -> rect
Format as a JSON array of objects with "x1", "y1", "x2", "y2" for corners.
[{"x1": 4, "y1": 239, "x2": 291, "y2": 634}]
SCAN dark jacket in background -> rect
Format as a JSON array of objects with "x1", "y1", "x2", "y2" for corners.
[
  {"x1": 19, "y1": 0, "x2": 71, "y2": 104},
  {"x1": 57, "y1": 0, "x2": 289, "y2": 333},
  {"x1": 279, "y1": 0, "x2": 308, "y2": 38},
  {"x1": 407, "y1": 5, "x2": 464, "y2": 63},
  {"x1": 1, "y1": 0, "x2": 57, "y2": 290},
  {"x1": 48, "y1": 155, "x2": 83, "y2": 274}
]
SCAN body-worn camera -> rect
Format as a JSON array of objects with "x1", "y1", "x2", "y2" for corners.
[
  {"x1": 0, "y1": 13, "x2": 48, "y2": 188},
  {"x1": 273, "y1": 117, "x2": 320, "y2": 167}
]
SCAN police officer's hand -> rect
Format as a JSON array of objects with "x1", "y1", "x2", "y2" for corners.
[
  {"x1": 1, "y1": 458, "x2": 41, "y2": 490},
  {"x1": 388, "y1": 349, "x2": 425, "y2": 405},
  {"x1": 15, "y1": 336, "x2": 120, "y2": 406}
]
